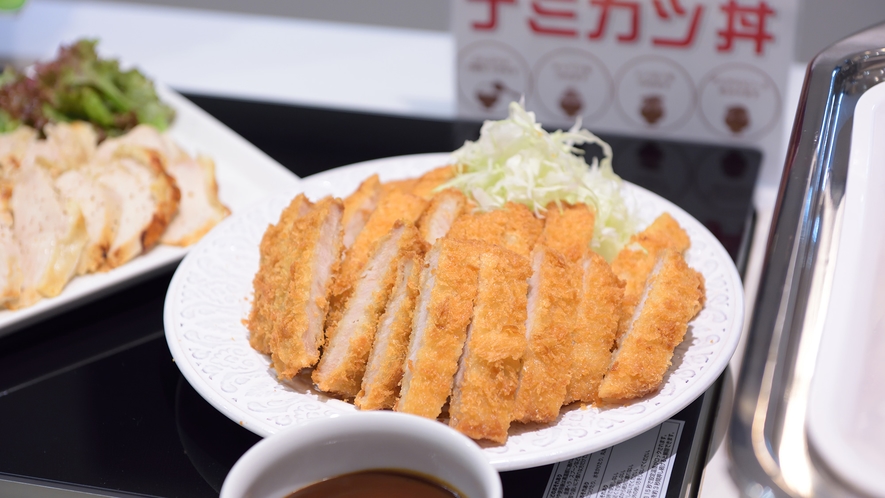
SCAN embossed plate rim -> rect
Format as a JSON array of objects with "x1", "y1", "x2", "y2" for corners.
[{"x1": 164, "y1": 152, "x2": 744, "y2": 471}]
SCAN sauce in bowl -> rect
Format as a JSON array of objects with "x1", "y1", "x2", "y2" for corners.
[{"x1": 286, "y1": 469, "x2": 464, "y2": 498}]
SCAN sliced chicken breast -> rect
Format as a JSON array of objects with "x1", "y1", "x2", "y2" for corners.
[
  {"x1": 597, "y1": 250, "x2": 704, "y2": 402},
  {"x1": 512, "y1": 245, "x2": 579, "y2": 423},
  {"x1": 160, "y1": 155, "x2": 230, "y2": 246},
  {"x1": 416, "y1": 188, "x2": 467, "y2": 245},
  {"x1": 313, "y1": 222, "x2": 425, "y2": 398},
  {"x1": 270, "y1": 196, "x2": 344, "y2": 379},
  {"x1": 0, "y1": 126, "x2": 37, "y2": 173},
  {"x1": 0, "y1": 222, "x2": 22, "y2": 307},
  {"x1": 55, "y1": 169, "x2": 121, "y2": 274},
  {"x1": 563, "y1": 251, "x2": 625, "y2": 405},
  {"x1": 248, "y1": 194, "x2": 313, "y2": 354},
  {"x1": 9, "y1": 165, "x2": 87, "y2": 307},
  {"x1": 43, "y1": 121, "x2": 98, "y2": 171},
  {"x1": 354, "y1": 253, "x2": 422, "y2": 410},
  {"x1": 93, "y1": 146, "x2": 180, "y2": 268},
  {"x1": 449, "y1": 245, "x2": 530, "y2": 443},
  {"x1": 395, "y1": 238, "x2": 484, "y2": 419}
]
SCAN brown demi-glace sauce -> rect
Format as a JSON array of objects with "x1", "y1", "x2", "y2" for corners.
[{"x1": 285, "y1": 469, "x2": 465, "y2": 498}]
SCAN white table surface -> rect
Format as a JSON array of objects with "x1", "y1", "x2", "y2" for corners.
[{"x1": 1, "y1": 2, "x2": 809, "y2": 496}]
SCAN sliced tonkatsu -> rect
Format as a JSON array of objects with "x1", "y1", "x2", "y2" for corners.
[
  {"x1": 341, "y1": 174, "x2": 381, "y2": 250},
  {"x1": 313, "y1": 221, "x2": 425, "y2": 398},
  {"x1": 537, "y1": 202, "x2": 595, "y2": 263},
  {"x1": 512, "y1": 245, "x2": 579, "y2": 423},
  {"x1": 449, "y1": 245, "x2": 530, "y2": 443},
  {"x1": 416, "y1": 188, "x2": 468, "y2": 245},
  {"x1": 597, "y1": 250, "x2": 704, "y2": 402},
  {"x1": 354, "y1": 252, "x2": 423, "y2": 410},
  {"x1": 446, "y1": 201, "x2": 543, "y2": 258},
  {"x1": 247, "y1": 194, "x2": 312, "y2": 354},
  {"x1": 269, "y1": 196, "x2": 344, "y2": 379},
  {"x1": 395, "y1": 238, "x2": 484, "y2": 419}
]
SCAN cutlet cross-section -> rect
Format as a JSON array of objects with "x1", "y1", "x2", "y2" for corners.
[
  {"x1": 537, "y1": 202, "x2": 595, "y2": 263},
  {"x1": 247, "y1": 194, "x2": 312, "y2": 354},
  {"x1": 331, "y1": 189, "x2": 428, "y2": 301},
  {"x1": 354, "y1": 252, "x2": 423, "y2": 410},
  {"x1": 446, "y1": 202, "x2": 543, "y2": 258},
  {"x1": 313, "y1": 222, "x2": 425, "y2": 398},
  {"x1": 449, "y1": 245, "x2": 530, "y2": 443},
  {"x1": 269, "y1": 196, "x2": 344, "y2": 379},
  {"x1": 564, "y1": 252, "x2": 625, "y2": 405},
  {"x1": 611, "y1": 213, "x2": 690, "y2": 339},
  {"x1": 597, "y1": 250, "x2": 704, "y2": 402},
  {"x1": 395, "y1": 238, "x2": 483, "y2": 419},
  {"x1": 416, "y1": 188, "x2": 468, "y2": 245},
  {"x1": 513, "y1": 245, "x2": 580, "y2": 424},
  {"x1": 341, "y1": 175, "x2": 381, "y2": 250}
]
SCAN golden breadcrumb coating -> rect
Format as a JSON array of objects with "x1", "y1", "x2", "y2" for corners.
[
  {"x1": 513, "y1": 245, "x2": 580, "y2": 423},
  {"x1": 379, "y1": 178, "x2": 418, "y2": 196},
  {"x1": 248, "y1": 194, "x2": 312, "y2": 354},
  {"x1": 341, "y1": 174, "x2": 381, "y2": 249},
  {"x1": 538, "y1": 202, "x2": 595, "y2": 263},
  {"x1": 449, "y1": 246, "x2": 530, "y2": 443},
  {"x1": 411, "y1": 165, "x2": 456, "y2": 199},
  {"x1": 313, "y1": 222, "x2": 425, "y2": 398},
  {"x1": 611, "y1": 213, "x2": 690, "y2": 340},
  {"x1": 331, "y1": 189, "x2": 428, "y2": 299},
  {"x1": 447, "y1": 202, "x2": 543, "y2": 258},
  {"x1": 355, "y1": 253, "x2": 423, "y2": 410},
  {"x1": 270, "y1": 196, "x2": 344, "y2": 379},
  {"x1": 416, "y1": 188, "x2": 468, "y2": 245},
  {"x1": 395, "y1": 238, "x2": 486, "y2": 419},
  {"x1": 597, "y1": 250, "x2": 705, "y2": 402},
  {"x1": 564, "y1": 251, "x2": 625, "y2": 405}
]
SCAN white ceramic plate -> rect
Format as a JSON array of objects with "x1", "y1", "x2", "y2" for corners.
[
  {"x1": 0, "y1": 85, "x2": 299, "y2": 338},
  {"x1": 806, "y1": 82, "x2": 885, "y2": 498},
  {"x1": 164, "y1": 152, "x2": 744, "y2": 471}
]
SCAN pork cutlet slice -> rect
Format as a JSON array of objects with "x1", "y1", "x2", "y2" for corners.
[
  {"x1": 449, "y1": 245, "x2": 530, "y2": 443},
  {"x1": 269, "y1": 196, "x2": 344, "y2": 379},
  {"x1": 313, "y1": 222, "x2": 425, "y2": 398}
]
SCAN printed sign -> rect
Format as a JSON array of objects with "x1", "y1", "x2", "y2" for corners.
[
  {"x1": 542, "y1": 420, "x2": 684, "y2": 498},
  {"x1": 454, "y1": 0, "x2": 798, "y2": 185}
]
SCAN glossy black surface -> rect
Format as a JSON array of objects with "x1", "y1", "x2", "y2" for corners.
[{"x1": 0, "y1": 95, "x2": 760, "y2": 497}]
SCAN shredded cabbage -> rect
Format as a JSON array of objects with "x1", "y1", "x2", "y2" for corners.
[{"x1": 443, "y1": 101, "x2": 637, "y2": 261}]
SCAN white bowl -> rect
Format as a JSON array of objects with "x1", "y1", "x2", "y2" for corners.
[{"x1": 220, "y1": 411, "x2": 502, "y2": 498}]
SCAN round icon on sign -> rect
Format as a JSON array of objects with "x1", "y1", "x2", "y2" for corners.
[
  {"x1": 532, "y1": 48, "x2": 613, "y2": 123},
  {"x1": 698, "y1": 63, "x2": 781, "y2": 140},
  {"x1": 458, "y1": 41, "x2": 532, "y2": 115},
  {"x1": 614, "y1": 55, "x2": 695, "y2": 132}
]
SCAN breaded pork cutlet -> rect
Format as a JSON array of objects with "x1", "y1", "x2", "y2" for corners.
[
  {"x1": 269, "y1": 196, "x2": 344, "y2": 379},
  {"x1": 597, "y1": 250, "x2": 704, "y2": 402},
  {"x1": 512, "y1": 245, "x2": 579, "y2": 423},
  {"x1": 331, "y1": 189, "x2": 428, "y2": 301},
  {"x1": 449, "y1": 245, "x2": 530, "y2": 443},
  {"x1": 411, "y1": 165, "x2": 455, "y2": 199},
  {"x1": 341, "y1": 174, "x2": 381, "y2": 250},
  {"x1": 564, "y1": 252, "x2": 625, "y2": 405},
  {"x1": 355, "y1": 252, "x2": 423, "y2": 410},
  {"x1": 395, "y1": 238, "x2": 484, "y2": 419},
  {"x1": 537, "y1": 202, "x2": 595, "y2": 263},
  {"x1": 446, "y1": 202, "x2": 543, "y2": 258},
  {"x1": 416, "y1": 188, "x2": 468, "y2": 245},
  {"x1": 248, "y1": 194, "x2": 312, "y2": 354},
  {"x1": 313, "y1": 222, "x2": 425, "y2": 398},
  {"x1": 611, "y1": 213, "x2": 690, "y2": 337}
]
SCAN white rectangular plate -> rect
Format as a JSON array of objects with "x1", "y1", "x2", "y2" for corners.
[{"x1": 0, "y1": 85, "x2": 300, "y2": 338}]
